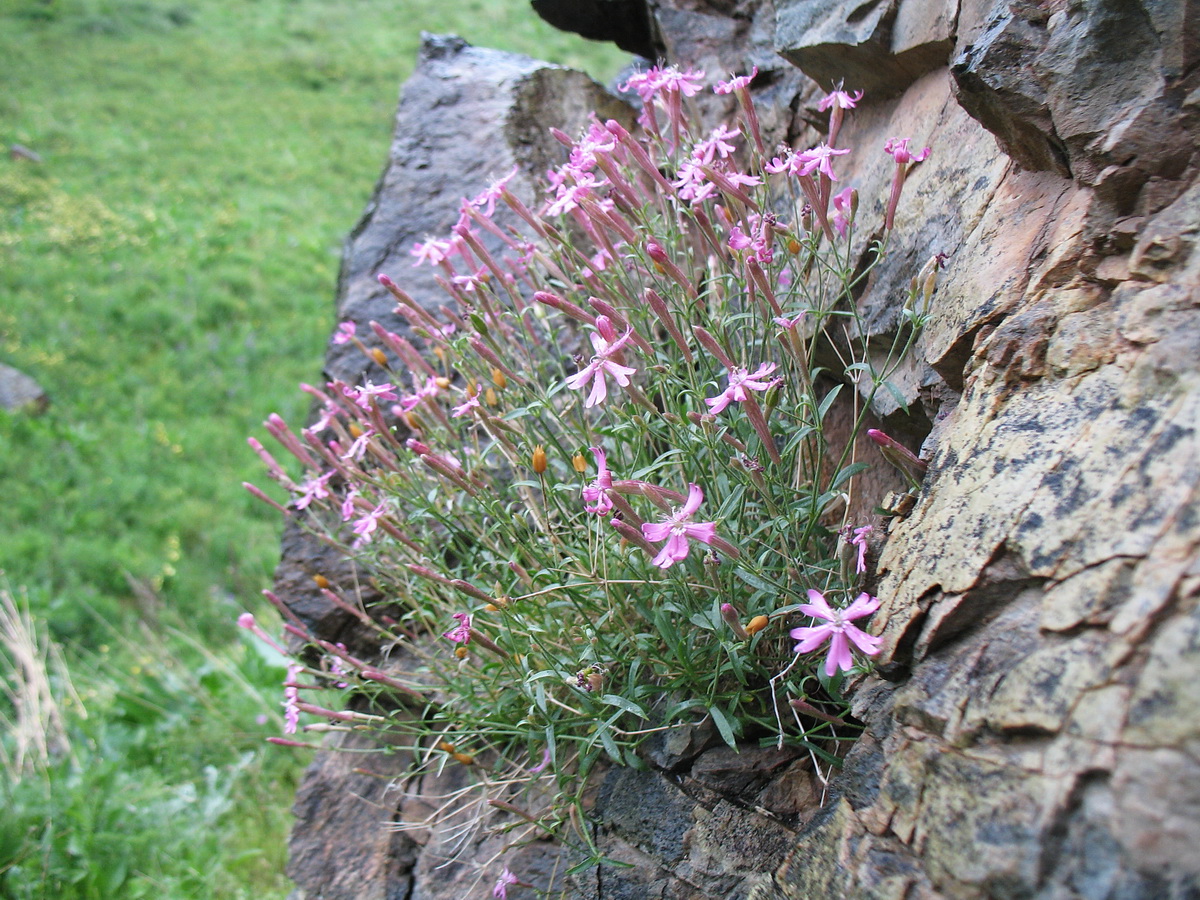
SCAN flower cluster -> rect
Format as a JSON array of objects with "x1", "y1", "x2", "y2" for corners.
[{"x1": 243, "y1": 66, "x2": 936, "y2": 880}]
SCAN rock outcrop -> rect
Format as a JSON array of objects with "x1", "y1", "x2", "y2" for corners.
[{"x1": 277, "y1": 3, "x2": 1200, "y2": 898}]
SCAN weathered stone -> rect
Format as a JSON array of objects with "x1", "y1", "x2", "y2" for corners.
[
  {"x1": 775, "y1": 0, "x2": 955, "y2": 98},
  {"x1": 530, "y1": 0, "x2": 656, "y2": 59},
  {"x1": 0, "y1": 362, "x2": 48, "y2": 414}
]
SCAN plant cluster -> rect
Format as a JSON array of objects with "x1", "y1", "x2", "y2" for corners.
[{"x1": 246, "y1": 66, "x2": 938, "y2": 887}]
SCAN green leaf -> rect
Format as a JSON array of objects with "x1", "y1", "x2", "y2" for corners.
[
  {"x1": 817, "y1": 383, "x2": 843, "y2": 421},
  {"x1": 708, "y1": 705, "x2": 738, "y2": 749},
  {"x1": 880, "y1": 379, "x2": 910, "y2": 413},
  {"x1": 733, "y1": 566, "x2": 779, "y2": 595},
  {"x1": 829, "y1": 461, "x2": 869, "y2": 491},
  {"x1": 600, "y1": 694, "x2": 649, "y2": 720}
]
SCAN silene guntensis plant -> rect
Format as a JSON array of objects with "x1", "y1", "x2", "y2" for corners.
[{"x1": 243, "y1": 66, "x2": 940, "y2": 891}]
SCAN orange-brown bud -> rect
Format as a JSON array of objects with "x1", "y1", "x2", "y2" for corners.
[
  {"x1": 745, "y1": 615, "x2": 770, "y2": 636},
  {"x1": 532, "y1": 445, "x2": 548, "y2": 474},
  {"x1": 436, "y1": 740, "x2": 457, "y2": 753},
  {"x1": 312, "y1": 574, "x2": 331, "y2": 589},
  {"x1": 787, "y1": 238, "x2": 802, "y2": 254},
  {"x1": 370, "y1": 348, "x2": 389, "y2": 367},
  {"x1": 348, "y1": 422, "x2": 365, "y2": 438},
  {"x1": 571, "y1": 452, "x2": 588, "y2": 473},
  {"x1": 435, "y1": 376, "x2": 451, "y2": 390},
  {"x1": 454, "y1": 646, "x2": 469, "y2": 659},
  {"x1": 491, "y1": 367, "x2": 507, "y2": 390},
  {"x1": 452, "y1": 751, "x2": 475, "y2": 766},
  {"x1": 485, "y1": 387, "x2": 498, "y2": 407}
]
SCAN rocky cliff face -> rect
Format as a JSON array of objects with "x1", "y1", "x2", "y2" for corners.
[{"x1": 278, "y1": 3, "x2": 1200, "y2": 898}]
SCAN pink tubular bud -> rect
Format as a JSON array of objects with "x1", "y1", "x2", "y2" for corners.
[
  {"x1": 644, "y1": 288, "x2": 694, "y2": 362},
  {"x1": 533, "y1": 290, "x2": 596, "y2": 326},
  {"x1": 691, "y1": 326, "x2": 736, "y2": 368},
  {"x1": 243, "y1": 482, "x2": 291, "y2": 516},
  {"x1": 468, "y1": 336, "x2": 523, "y2": 386},
  {"x1": 610, "y1": 517, "x2": 659, "y2": 556},
  {"x1": 451, "y1": 579, "x2": 493, "y2": 603},
  {"x1": 720, "y1": 603, "x2": 751, "y2": 640},
  {"x1": 867, "y1": 429, "x2": 928, "y2": 483},
  {"x1": 407, "y1": 564, "x2": 454, "y2": 585}
]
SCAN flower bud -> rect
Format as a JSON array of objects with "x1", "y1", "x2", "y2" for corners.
[
  {"x1": 312, "y1": 574, "x2": 331, "y2": 589},
  {"x1": 435, "y1": 376, "x2": 451, "y2": 390},
  {"x1": 491, "y1": 367, "x2": 507, "y2": 389},
  {"x1": 745, "y1": 615, "x2": 770, "y2": 636},
  {"x1": 720, "y1": 603, "x2": 751, "y2": 639},
  {"x1": 369, "y1": 348, "x2": 389, "y2": 367},
  {"x1": 485, "y1": 387, "x2": 498, "y2": 406},
  {"x1": 532, "y1": 445, "x2": 548, "y2": 474},
  {"x1": 455, "y1": 646, "x2": 469, "y2": 659},
  {"x1": 572, "y1": 452, "x2": 588, "y2": 473}
]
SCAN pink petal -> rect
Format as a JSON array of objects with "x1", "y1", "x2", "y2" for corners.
[
  {"x1": 586, "y1": 372, "x2": 608, "y2": 407},
  {"x1": 641, "y1": 521, "x2": 672, "y2": 542},
  {"x1": 846, "y1": 624, "x2": 882, "y2": 655},
  {"x1": 825, "y1": 633, "x2": 852, "y2": 676},
  {"x1": 801, "y1": 589, "x2": 836, "y2": 621},
  {"x1": 843, "y1": 592, "x2": 881, "y2": 620},
  {"x1": 683, "y1": 521, "x2": 717, "y2": 545},
  {"x1": 791, "y1": 624, "x2": 834, "y2": 654},
  {"x1": 681, "y1": 483, "x2": 704, "y2": 517},
  {"x1": 664, "y1": 531, "x2": 691, "y2": 562}
]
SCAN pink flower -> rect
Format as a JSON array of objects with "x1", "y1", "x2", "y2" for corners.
[
  {"x1": 705, "y1": 362, "x2": 780, "y2": 414},
  {"x1": 282, "y1": 664, "x2": 302, "y2": 734},
  {"x1": 295, "y1": 471, "x2": 334, "y2": 510},
  {"x1": 832, "y1": 186, "x2": 856, "y2": 237},
  {"x1": 884, "y1": 137, "x2": 931, "y2": 165},
  {"x1": 529, "y1": 747, "x2": 552, "y2": 774},
  {"x1": 794, "y1": 144, "x2": 850, "y2": 181},
  {"x1": 818, "y1": 88, "x2": 863, "y2": 111},
  {"x1": 451, "y1": 393, "x2": 481, "y2": 418},
  {"x1": 343, "y1": 381, "x2": 398, "y2": 411},
  {"x1": 410, "y1": 238, "x2": 455, "y2": 266},
  {"x1": 469, "y1": 165, "x2": 518, "y2": 218},
  {"x1": 442, "y1": 612, "x2": 472, "y2": 644},
  {"x1": 849, "y1": 524, "x2": 872, "y2": 573},
  {"x1": 582, "y1": 446, "x2": 614, "y2": 515},
  {"x1": 352, "y1": 501, "x2": 388, "y2": 541},
  {"x1": 332, "y1": 321, "x2": 356, "y2": 345},
  {"x1": 790, "y1": 590, "x2": 882, "y2": 676},
  {"x1": 714, "y1": 66, "x2": 757, "y2": 95},
  {"x1": 641, "y1": 483, "x2": 719, "y2": 569},
  {"x1": 493, "y1": 867, "x2": 519, "y2": 899},
  {"x1": 565, "y1": 317, "x2": 637, "y2": 408}
]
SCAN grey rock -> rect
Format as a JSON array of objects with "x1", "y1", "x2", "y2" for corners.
[
  {"x1": 0, "y1": 363, "x2": 48, "y2": 414},
  {"x1": 530, "y1": 0, "x2": 656, "y2": 59}
]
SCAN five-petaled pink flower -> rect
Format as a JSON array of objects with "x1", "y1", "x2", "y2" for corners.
[
  {"x1": 705, "y1": 362, "x2": 780, "y2": 414},
  {"x1": 714, "y1": 66, "x2": 757, "y2": 95},
  {"x1": 565, "y1": 317, "x2": 637, "y2": 408},
  {"x1": 451, "y1": 393, "x2": 481, "y2": 418},
  {"x1": 818, "y1": 88, "x2": 863, "y2": 111},
  {"x1": 884, "y1": 137, "x2": 931, "y2": 165},
  {"x1": 790, "y1": 590, "x2": 882, "y2": 676},
  {"x1": 582, "y1": 446, "x2": 614, "y2": 515},
  {"x1": 332, "y1": 321, "x2": 356, "y2": 345},
  {"x1": 442, "y1": 612, "x2": 472, "y2": 644},
  {"x1": 493, "y1": 867, "x2": 519, "y2": 899},
  {"x1": 641, "y1": 483, "x2": 719, "y2": 569}
]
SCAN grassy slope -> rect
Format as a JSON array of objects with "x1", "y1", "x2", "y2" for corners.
[{"x1": 0, "y1": 1, "x2": 624, "y2": 896}]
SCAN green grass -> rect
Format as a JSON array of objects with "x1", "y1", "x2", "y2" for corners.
[{"x1": 0, "y1": 0, "x2": 625, "y2": 896}]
